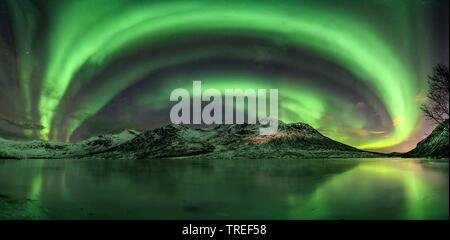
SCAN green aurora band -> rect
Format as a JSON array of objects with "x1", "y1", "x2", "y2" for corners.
[{"x1": 3, "y1": 0, "x2": 435, "y2": 150}]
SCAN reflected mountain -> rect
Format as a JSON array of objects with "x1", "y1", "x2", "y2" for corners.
[{"x1": 0, "y1": 158, "x2": 448, "y2": 219}]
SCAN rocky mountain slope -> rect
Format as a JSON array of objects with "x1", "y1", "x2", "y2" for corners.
[
  {"x1": 106, "y1": 121, "x2": 380, "y2": 159},
  {"x1": 0, "y1": 129, "x2": 139, "y2": 159},
  {"x1": 0, "y1": 122, "x2": 381, "y2": 159},
  {"x1": 404, "y1": 120, "x2": 449, "y2": 158}
]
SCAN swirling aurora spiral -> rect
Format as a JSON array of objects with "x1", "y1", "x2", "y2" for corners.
[{"x1": 2, "y1": 0, "x2": 437, "y2": 151}]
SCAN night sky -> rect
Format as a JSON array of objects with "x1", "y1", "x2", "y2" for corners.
[{"x1": 0, "y1": 0, "x2": 448, "y2": 152}]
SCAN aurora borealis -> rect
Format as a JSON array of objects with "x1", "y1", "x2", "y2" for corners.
[{"x1": 0, "y1": 0, "x2": 448, "y2": 152}]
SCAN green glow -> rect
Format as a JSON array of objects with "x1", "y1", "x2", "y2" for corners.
[
  {"x1": 287, "y1": 159, "x2": 447, "y2": 219},
  {"x1": 7, "y1": 0, "x2": 431, "y2": 150},
  {"x1": 7, "y1": 0, "x2": 38, "y2": 137}
]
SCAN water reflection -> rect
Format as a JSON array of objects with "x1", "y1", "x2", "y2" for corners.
[
  {"x1": 287, "y1": 159, "x2": 448, "y2": 219},
  {"x1": 0, "y1": 158, "x2": 448, "y2": 219}
]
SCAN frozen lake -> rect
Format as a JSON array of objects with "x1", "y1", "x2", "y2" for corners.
[{"x1": 0, "y1": 158, "x2": 448, "y2": 219}]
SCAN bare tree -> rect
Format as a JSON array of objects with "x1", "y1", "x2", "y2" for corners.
[{"x1": 420, "y1": 64, "x2": 449, "y2": 130}]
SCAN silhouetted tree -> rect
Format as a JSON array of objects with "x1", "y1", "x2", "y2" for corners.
[{"x1": 421, "y1": 64, "x2": 449, "y2": 130}]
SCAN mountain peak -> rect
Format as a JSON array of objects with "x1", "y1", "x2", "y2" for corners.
[
  {"x1": 1, "y1": 122, "x2": 380, "y2": 159},
  {"x1": 404, "y1": 119, "x2": 449, "y2": 158},
  {"x1": 108, "y1": 121, "x2": 377, "y2": 159}
]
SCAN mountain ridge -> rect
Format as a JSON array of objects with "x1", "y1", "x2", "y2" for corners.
[
  {"x1": 404, "y1": 119, "x2": 449, "y2": 158},
  {"x1": 0, "y1": 121, "x2": 383, "y2": 159}
]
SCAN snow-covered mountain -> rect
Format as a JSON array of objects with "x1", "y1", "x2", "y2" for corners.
[
  {"x1": 0, "y1": 129, "x2": 139, "y2": 159},
  {"x1": 0, "y1": 122, "x2": 381, "y2": 159},
  {"x1": 404, "y1": 120, "x2": 449, "y2": 158}
]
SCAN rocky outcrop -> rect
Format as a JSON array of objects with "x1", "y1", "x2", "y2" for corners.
[
  {"x1": 404, "y1": 120, "x2": 449, "y2": 158},
  {"x1": 0, "y1": 122, "x2": 381, "y2": 159}
]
